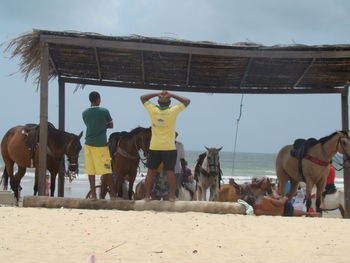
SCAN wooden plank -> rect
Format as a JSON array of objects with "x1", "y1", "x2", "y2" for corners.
[
  {"x1": 59, "y1": 77, "x2": 343, "y2": 94},
  {"x1": 58, "y1": 78, "x2": 65, "y2": 197},
  {"x1": 22, "y1": 196, "x2": 246, "y2": 214},
  {"x1": 40, "y1": 34, "x2": 350, "y2": 59},
  {"x1": 186, "y1": 54, "x2": 192, "y2": 87},
  {"x1": 341, "y1": 86, "x2": 350, "y2": 218},
  {"x1": 38, "y1": 42, "x2": 49, "y2": 196},
  {"x1": 94, "y1": 47, "x2": 102, "y2": 81},
  {"x1": 292, "y1": 58, "x2": 316, "y2": 88}
]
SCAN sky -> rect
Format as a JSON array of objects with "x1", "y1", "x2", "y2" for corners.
[{"x1": 0, "y1": 0, "x2": 349, "y2": 154}]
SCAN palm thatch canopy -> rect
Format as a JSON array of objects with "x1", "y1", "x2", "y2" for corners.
[{"x1": 6, "y1": 29, "x2": 350, "y2": 94}]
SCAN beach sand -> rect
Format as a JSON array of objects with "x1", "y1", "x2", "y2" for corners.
[{"x1": 0, "y1": 204, "x2": 349, "y2": 263}]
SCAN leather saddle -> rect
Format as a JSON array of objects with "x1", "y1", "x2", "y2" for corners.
[{"x1": 290, "y1": 137, "x2": 318, "y2": 160}]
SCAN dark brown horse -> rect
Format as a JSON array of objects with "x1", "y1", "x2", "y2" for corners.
[
  {"x1": 1, "y1": 124, "x2": 82, "y2": 198},
  {"x1": 105, "y1": 127, "x2": 151, "y2": 199}
]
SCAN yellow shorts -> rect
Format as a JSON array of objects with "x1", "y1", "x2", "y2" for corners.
[{"x1": 84, "y1": 145, "x2": 112, "y2": 175}]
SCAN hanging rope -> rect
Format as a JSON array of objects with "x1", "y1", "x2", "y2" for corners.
[{"x1": 232, "y1": 94, "x2": 244, "y2": 176}]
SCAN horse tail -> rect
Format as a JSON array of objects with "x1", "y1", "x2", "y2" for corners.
[{"x1": 1, "y1": 167, "x2": 9, "y2": 190}]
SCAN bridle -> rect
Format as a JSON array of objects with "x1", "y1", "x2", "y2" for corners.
[{"x1": 116, "y1": 132, "x2": 149, "y2": 166}]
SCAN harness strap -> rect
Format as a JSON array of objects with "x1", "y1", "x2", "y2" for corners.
[
  {"x1": 305, "y1": 155, "x2": 329, "y2": 167},
  {"x1": 116, "y1": 147, "x2": 139, "y2": 160}
]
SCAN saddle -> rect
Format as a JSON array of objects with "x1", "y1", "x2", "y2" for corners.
[
  {"x1": 290, "y1": 138, "x2": 318, "y2": 160},
  {"x1": 229, "y1": 178, "x2": 252, "y2": 196},
  {"x1": 290, "y1": 137, "x2": 318, "y2": 182}
]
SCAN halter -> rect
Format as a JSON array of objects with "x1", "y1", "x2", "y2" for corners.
[{"x1": 337, "y1": 135, "x2": 350, "y2": 164}]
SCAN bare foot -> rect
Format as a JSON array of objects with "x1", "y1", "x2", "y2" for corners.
[
  {"x1": 168, "y1": 197, "x2": 176, "y2": 202},
  {"x1": 110, "y1": 196, "x2": 123, "y2": 201}
]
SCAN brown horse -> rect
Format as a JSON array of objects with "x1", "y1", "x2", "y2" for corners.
[
  {"x1": 218, "y1": 177, "x2": 273, "y2": 202},
  {"x1": 1, "y1": 124, "x2": 82, "y2": 198},
  {"x1": 105, "y1": 127, "x2": 151, "y2": 199},
  {"x1": 276, "y1": 131, "x2": 350, "y2": 212}
]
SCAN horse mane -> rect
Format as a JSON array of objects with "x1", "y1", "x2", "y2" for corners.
[
  {"x1": 122, "y1": 126, "x2": 150, "y2": 139},
  {"x1": 318, "y1": 131, "x2": 349, "y2": 145}
]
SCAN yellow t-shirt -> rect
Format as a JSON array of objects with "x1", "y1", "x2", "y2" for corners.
[{"x1": 143, "y1": 101, "x2": 186, "y2": 150}]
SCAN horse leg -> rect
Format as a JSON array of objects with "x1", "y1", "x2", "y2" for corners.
[
  {"x1": 315, "y1": 180, "x2": 325, "y2": 213},
  {"x1": 305, "y1": 180, "x2": 314, "y2": 212},
  {"x1": 3, "y1": 161, "x2": 15, "y2": 190},
  {"x1": 197, "y1": 185, "x2": 203, "y2": 201},
  {"x1": 277, "y1": 170, "x2": 289, "y2": 197},
  {"x1": 339, "y1": 205, "x2": 345, "y2": 218},
  {"x1": 209, "y1": 184, "x2": 218, "y2": 201},
  {"x1": 287, "y1": 179, "x2": 299, "y2": 201},
  {"x1": 34, "y1": 169, "x2": 38, "y2": 195},
  {"x1": 128, "y1": 175, "x2": 136, "y2": 200},
  {"x1": 49, "y1": 165, "x2": 58, "y2": 197},
  {"x1": 13, "y1": 166, "x2": 26, "y2": 199}
]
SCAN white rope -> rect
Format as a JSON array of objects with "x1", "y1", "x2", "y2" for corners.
[{"x1": 232, "y1": 94, "x2": 244, "y2": 176}]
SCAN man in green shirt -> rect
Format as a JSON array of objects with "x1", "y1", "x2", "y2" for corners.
[{"x1": 82, "y1": 91, "x2": 117, "y2": 200}]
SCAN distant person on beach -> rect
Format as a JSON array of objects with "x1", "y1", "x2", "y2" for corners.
[
  {"x1": 140, "y1": 90, "x2": 190, "y2": 201},
  {"x1": 324, "y1": 161, "x2": 336, "y2": 196},
  {"x1": 180, "y1": 160, "x2": 196, "y2": 199},
  {"x1": 174, "y1": 132, "x2": 186, "y2": 196},
  {"x1": 82, "y1": 91, "x2": 117, "y2": 200}
]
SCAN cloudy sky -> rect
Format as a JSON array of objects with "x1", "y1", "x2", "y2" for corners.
[{"x1": 0, "y1": 0, "x2": 349, "y2": 153}]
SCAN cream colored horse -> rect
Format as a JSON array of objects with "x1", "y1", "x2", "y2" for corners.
[{"x1": 276, "y1": 131, "x2": 350, "y2": 212}]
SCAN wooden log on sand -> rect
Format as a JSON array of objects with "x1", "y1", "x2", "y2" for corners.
[{"x1": 23, "y1": 196, "x2": 246, "y2": 214}]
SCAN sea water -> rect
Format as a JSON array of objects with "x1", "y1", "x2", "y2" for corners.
[{"x1": 0, "y1": 151, "x2": 345, "y2": 199}]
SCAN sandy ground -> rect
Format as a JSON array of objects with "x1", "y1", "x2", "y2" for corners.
[{"x1": 0, "y1": 205, "x2": 349, "y2": 263}]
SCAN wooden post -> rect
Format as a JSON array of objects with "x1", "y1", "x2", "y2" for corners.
[
  {"x1": 58, "y1": 78, "x2": 65, "y2": 197},
  {"x1": 341, "y1": 86, "x2": 350, "y2": 218},
  {"x1": 38, "y1": 42, "x2": 49, "y2": 196}
]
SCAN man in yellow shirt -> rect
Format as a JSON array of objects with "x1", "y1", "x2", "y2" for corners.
[{"x1": 140, "y1": 90, "x2": 190, "y2": 201}]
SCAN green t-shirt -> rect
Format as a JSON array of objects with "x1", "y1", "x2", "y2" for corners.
[{"x1": 82, "y1": 106, "x2": 112, "y2": 147}]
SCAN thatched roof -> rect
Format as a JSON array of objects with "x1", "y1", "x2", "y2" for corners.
[{"x1": 6, "y1": 29, "x2": 350, "y2": 94}]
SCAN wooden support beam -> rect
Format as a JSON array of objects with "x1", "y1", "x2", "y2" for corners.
[
  {"x1": 58, "y1": 78, "x2": 65, "y2": 197},
  {"x1": 41, "y1": 34, "x2": 350, "y2": 59},
  {"x1": 186, "y1": 54, "x2": 192, "y2": 87},
  {"x1": 94, "y1": 47, "x2": 102, "y2": 81},
  {"x1": 239, "y1": 58, "x2": 253, "y2": 88},
  {"x1": 341, "y1": 86, "x2": 350, "y2": 217},
  {"x1": 48, "y1": 53, "x2": 58, "y2": 76},
  {"x1": 59, "y1": 77, "x2": 343, "y2": 94},
  {"x1": 22, "y1": 196, "x2": 246, "y2": 214},
  {"x1": 38, "y1": 42, "x2": 49, "y2": 196},
  {"x1": 293, "y1": 58, "x2": 316, "y2": 88}
]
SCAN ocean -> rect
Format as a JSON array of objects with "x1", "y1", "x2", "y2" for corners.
[{"x1": 0, "y1": 151, "x2": 345, "y2": 199}]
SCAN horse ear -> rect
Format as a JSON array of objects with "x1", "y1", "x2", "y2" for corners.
[
  {"x1": 218, "y1": 147, "x2": 223, "y2": 151},
  {"x1": 205, "y1": 146, "x2": 209, "y2": 151},
  {"x1": 78, "y1": 131, "x2": 83, "y2": 139}
]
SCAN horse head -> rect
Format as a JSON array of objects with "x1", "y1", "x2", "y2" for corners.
[
  {"x1": 336, "y1": 131, "x2": 350, "y2": 168},
  {"x1": 204, "y1": 146, "x2": 222, "y2": 176},
  {"x1": 135, "y1": 127, "x2": 151, "y2": 158},
  {"x1": 64, "y1": 131, "x2": 83, "y2": 173},
  {"x1": 251, "y1": 177, "x2": 273, "y2": 196}
]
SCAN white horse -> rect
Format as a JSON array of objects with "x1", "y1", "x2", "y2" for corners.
[
  {"x1": 310, "y1": 187, "x2": 345, "y2": 217},
  {"x1": 194, "y1": 147, "x2": 222, "y2": 201},
  {"x1": 178, "y1": 186, "x2": 193, "y2": 201}
]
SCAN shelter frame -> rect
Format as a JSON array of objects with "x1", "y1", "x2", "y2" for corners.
[{"x1": 20, "y1": 30, "x2": 348, "y2": 217}]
